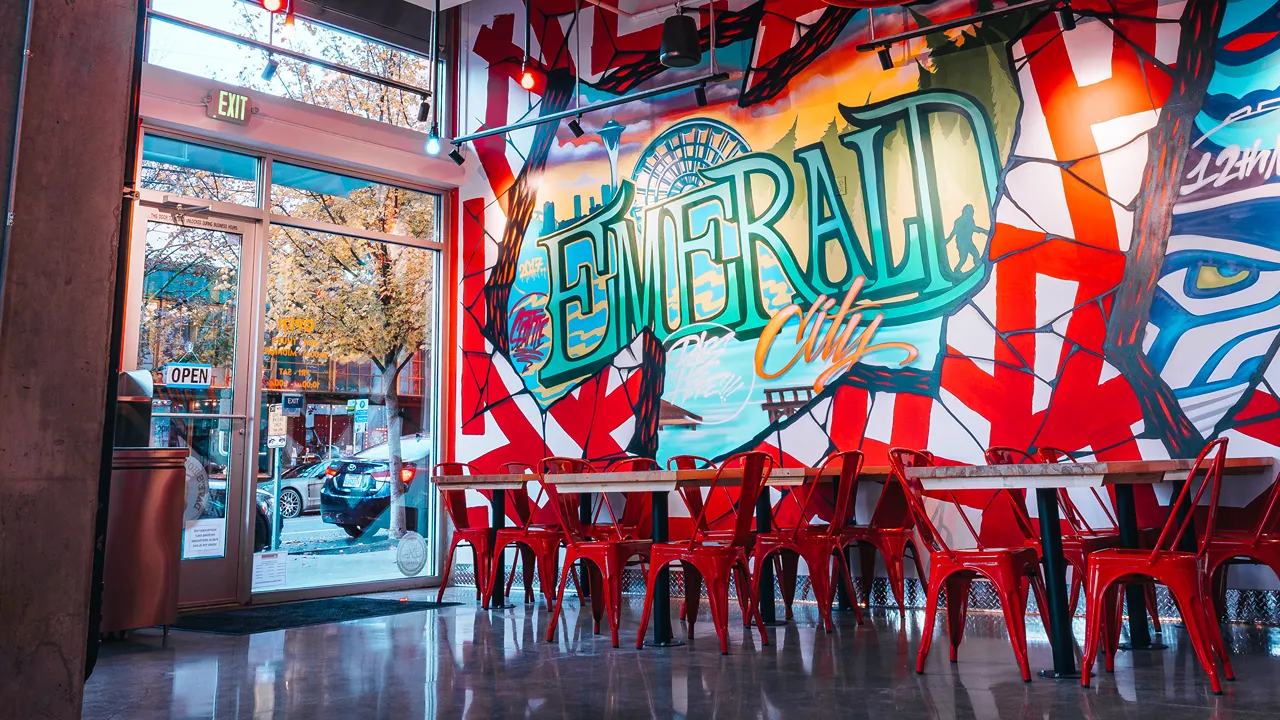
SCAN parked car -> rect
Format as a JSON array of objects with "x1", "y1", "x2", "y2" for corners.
[
  {"x1": 254, "y1": 487, "x2": 274, "y2": 552},
  {"x1": 319, "y1": 433, "x2": 432, "y2": 538},
  {"x1": 259, "y1": 460, "x2": 331, "y2": 519}
]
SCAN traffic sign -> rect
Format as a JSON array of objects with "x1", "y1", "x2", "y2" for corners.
[{"x1": 266, "y1": 435, "x2": 286, "y2": 449}]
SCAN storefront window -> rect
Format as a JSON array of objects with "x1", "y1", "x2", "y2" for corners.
[
  {"x1": 147, "y1": 0, "x2": 438, "y2": 132},
  {"x1": 140, "y1": 135, "x2": 259, "y2": 206},
  {"x1": 271, "y1": 162, "x2": 438, "y2": 239},
  {"x1": 253, "y1": 222, "x2": 439, "y2": 592}
]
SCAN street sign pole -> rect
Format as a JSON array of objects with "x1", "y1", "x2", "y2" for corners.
[{"x1": 271, "y1": 447, "x2": 282, "y2": 551}]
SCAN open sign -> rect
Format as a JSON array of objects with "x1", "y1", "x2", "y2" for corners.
[{"x1": 164, "y1": 363, "x2": 213, "y2": 389}]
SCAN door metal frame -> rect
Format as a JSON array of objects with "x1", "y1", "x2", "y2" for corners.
[
  {"x1": 132, "y1": 129, "x2": 450, "y2": 608},
  {"x1": 125, "y1": 204, "x2": 262, "y2": 608}
]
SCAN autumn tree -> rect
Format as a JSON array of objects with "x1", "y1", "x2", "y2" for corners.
[{"x1": 235, "y1": 5, "x2": 438, "y2": 538}]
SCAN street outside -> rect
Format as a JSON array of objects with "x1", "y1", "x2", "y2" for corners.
[{"x1": 260, "y1": 513, "x2": 417, "y2": 591}]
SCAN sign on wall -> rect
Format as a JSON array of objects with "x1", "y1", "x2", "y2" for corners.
[{"x1": 204, "y1": 88, "x2": 253, "y2": 125}]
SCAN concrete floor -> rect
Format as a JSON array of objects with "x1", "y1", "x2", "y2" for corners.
[{"x1": 84, "y1": 588, "x2": 1280, "y2": 719}]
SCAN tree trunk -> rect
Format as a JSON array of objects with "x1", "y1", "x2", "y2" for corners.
[
  {"x1": 1103, "y1": 0, "x2": 1226, "y2": 456},
  {"x1": 382, "y1": 360, "x2": 407, "y2": 539}
]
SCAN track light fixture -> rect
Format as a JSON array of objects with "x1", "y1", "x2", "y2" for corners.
[
  {"x1": 1057, "y1": 5, "x2": 1076, "y2": 31},
  {"x1": 877, "y1": 46, "x2": 893, "y2": 71},
  {"x1": 567, "y1": 115, "x2": 585, "y2": 138},
  {"x1": 694, "y1": 82, "x2": 708, "y2": 107},
  {"x1": 449, "y1": 148, "x2": 466, "y2": 165},
  {"x1": 426, "y1": 123, "x2": 442, "y2": 155},
  {"x1": 417, "y1": 98, "x2": 431, "y2": 123},
  {"x1": 262, "y1": 56, "x2": 280, "y2": 81},
  {"x1": 661, "y1": 3, "x2": 702, "y2": 68}
]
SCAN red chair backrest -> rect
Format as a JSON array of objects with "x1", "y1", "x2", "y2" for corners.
[
  {"x1": 1150, "y1": 438, "x2": 1229, "y2": 562},
  {"x1": 889, "y1": 448, "x2": 970, "y2": 558},
  {"x1": 688, "y1": 452, "x2": 774, "y2": 550},
  {"x1": 500, "y1": 461, "x2": 536, "y2": 528},
  {"x1": 1037, "y1": 446, "x2": 1119, "y2": 534},
  {"x1": 608, "y1": 457, "x2": 659, "y2": 536},
  {"x1": 540, "y1": 456, "x2": 596, "y2": 547},
  {"x1": 983, "y1": 447, "x2": 1045, "y2": 544},
  {"x1": 668, "y1": 455, "x2": 717, "y2": 533},
  {"x1": 1248, "y1": 464, "x2": 1280, "y2": 545},
  {"x1": 433, "y1": 462, "x2": 485, "y2": 531},
  {"x1": 790, "y1": 450, "x2": 864, "y2": 541}
]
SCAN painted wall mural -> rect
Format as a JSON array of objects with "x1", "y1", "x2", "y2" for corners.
[{"x1": 453, "y1": 0, "x2": 1280, "y2": 546}]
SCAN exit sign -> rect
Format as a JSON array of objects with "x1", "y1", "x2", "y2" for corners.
[{"x1": 205, "y1": 89, "x2": 252, "y2": 125}]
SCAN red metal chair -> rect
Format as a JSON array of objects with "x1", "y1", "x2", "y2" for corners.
[
  {"x1": 667, "y1": 454, "x2": 785, "y2": 624},
  {"x1": 891, "y1": 448, "x2": 1050, "y2": 681},
  {"x1": 1080, "y1": 438, "x2": 1234, "y2": 694},
  {"x1": 753, "y1": 451, "x2": 866, "y2": 631},
  {"x1": 592, "y1": 457, "x2": 660, "y2": 540},
  {"x1": 433, "y1": 462, "x2": 495, "y2": 607},
  {"x1": 839, "y1": 454, "x2": 927, "y2": 615},
  {"x1": 488, "y1": 461, "x2": 577, "y2": 609},
  {"x1": 637, "y1": 452, "x2": 775, "y2": 654},
  {"x1": 543, "y1": 457, "x2": 652, "y2": 648},
  {"x1": 1033, "y1": 446, "x2": 1163, "y2": 631},
  {"x1": 1202, "y1": 463, "x2": 1280, "y2": 622}
]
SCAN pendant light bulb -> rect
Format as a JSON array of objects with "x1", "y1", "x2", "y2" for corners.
[
  {"x1": 281, "y1": 10, "x2": 296, "y2": 41},
  {"x1": 520, "y1": 66, "x2": 536, "y2": 90},
  {"x1": 426, "y1": 123, "x2": 442, "y2": 155}
]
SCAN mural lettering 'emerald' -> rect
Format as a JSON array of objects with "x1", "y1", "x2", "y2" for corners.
[{"x1": 521, "y1": 90, "x2": 1001, "y2": 395}]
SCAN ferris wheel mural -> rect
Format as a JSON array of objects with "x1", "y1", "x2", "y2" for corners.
[{"x1": 630, "y1": 119, "x2": 751, "y2": 210}]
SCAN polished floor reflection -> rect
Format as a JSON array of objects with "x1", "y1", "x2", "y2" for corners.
[{"x1": 84, "y1": 588, "x2": 1280, "y2": 719}]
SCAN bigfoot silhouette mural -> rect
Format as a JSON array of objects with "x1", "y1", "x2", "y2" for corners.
[{"x1": 455, "y1": 0, "x2": 1280, "y2": 518}]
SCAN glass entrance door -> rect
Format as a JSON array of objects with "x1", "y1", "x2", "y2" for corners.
[{"x1": 123, "y1": 206, "x2": 259, "y2": 608}]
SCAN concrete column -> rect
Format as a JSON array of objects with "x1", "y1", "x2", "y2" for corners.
[{"x1": 0, "y1": 1, "x2": 139, "y2": 717}]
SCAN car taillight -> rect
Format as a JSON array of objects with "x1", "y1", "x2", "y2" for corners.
[
  {"x1": 400, "y1": 465, "x2": 417, "y2": 484},
  {"x1": 325, "y1": 466, "x2": 338, "y2": 477}
]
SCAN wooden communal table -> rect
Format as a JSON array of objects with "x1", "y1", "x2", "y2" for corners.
[
  {"x1": 907, "y1": 456, "x2": 1277, "y2": 680},
  {"x1": 437, "y1": 465, "x2": 891, "y2": 646}
]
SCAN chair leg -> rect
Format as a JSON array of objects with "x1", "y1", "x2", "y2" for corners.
[
  {"x1": 1104, "y1": 585, "x2": 1122, "y2": 673},
  {"x1": 684, "y1": 561, "x2": 703, "y2": 639},
  {"x1": 780, "y1": 551, "x2": 799, "y2": 621},
  {"x1": 587, "y1": 564, "x2": 606, "y2": 634},
  {"x1": 438, "y1": 537, "x2": 459, "y2": 604},
  {"x1": 733, "y1": 562, "x2": 753, "y2": 628},
  {"x1": 1166, "y1": 577, "x2": 1224, "y2": 694},
  {"x1": 520, "y1": 545, "x2": 536, "y2": 603},
  {"x1": 1143, "y1": 582, "x2": 1163, "y2": 634},
  {"x1": 1068, "y1": 572, "x2": 1082, "y2": 618},
  {"x1": 1080, "y1": 572, "x2": 1110, "y2": 688},
  {"x1": 879, "y1": 536, "x2": 910, "y2": 616},
  {"x1": 857, "y1": 541, "x2": 877, "y2": 609},
  {"x1": 807, "y1": 552, "x2": 835, "y2": 633},
  {"x1": 1028, "y1": 571, "x2": 1053, "y2": 639},
  {"x1": 538, "y1": 547, "x2": 559, "y2": 611},
  {"x1": 545, "y1": 557, "x2": 575, "y2": 643},
  {"x1": 915, "y1": 569, "x2": 945, "y2": 674},
  {"x1": 1200, "y1": 564, "x2": 1235, "y2": 681},
  {"x1": 745, "y1": 557, "x2": 771, "y2": 646},
  {"x1": 944, "y1": 575, "x2": 972, "y2": 662},
  {"x1": 992, "y1": 564, "x2": 1032, "y2": 682},
  {"x1": 708, "y1": 575, "x2": 731, "y2": 655},
  {"x1": 834, "y1": 548, "x2": 864, "y2": 625},
  {"x1": 634, "y1": 561, "x2": 663, "y2": 649}
]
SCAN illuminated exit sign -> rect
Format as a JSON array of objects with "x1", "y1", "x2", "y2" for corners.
[{"x1": 204, "y1": 89, "x2": 253, "y2": 125}]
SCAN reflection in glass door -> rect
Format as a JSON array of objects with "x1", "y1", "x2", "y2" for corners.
[{"x1": 124, "y1": 208, "x2": 257, "y2": 607}]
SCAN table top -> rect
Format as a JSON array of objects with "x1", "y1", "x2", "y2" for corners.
[
  {"x1": 908, "y1": 456, "x2": 1277, "y2": 490},
  {"x1": 434, "y1": 465, "x2": 893, "y2": 493}
]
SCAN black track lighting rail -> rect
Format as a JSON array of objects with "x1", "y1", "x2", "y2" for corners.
[
  {"x1": 451, "y1": 72, "x2": 729, "y2": 146},
  {"x1": 148, "y1": 9, "x2": 433, "y2": 101},
  {"x1": 855, "y1": 0, "x2": 1061, "y2": 54}
]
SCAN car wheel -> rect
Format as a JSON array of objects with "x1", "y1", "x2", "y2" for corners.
[
  {"x1": 339, "y1": 523, "x2": 366, "y2": 539},
  {"x1": 277, "y1": 488, "x2": 303, "y2": 519}
]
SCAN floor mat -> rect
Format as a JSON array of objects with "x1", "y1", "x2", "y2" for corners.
[{"x1": 172, "y1": 597, "x2": 458, "y2": 635}]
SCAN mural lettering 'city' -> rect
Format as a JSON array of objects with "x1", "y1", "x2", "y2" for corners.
[{"x1": 457, "y1": 0, "x2": 1280, "y2": 515}]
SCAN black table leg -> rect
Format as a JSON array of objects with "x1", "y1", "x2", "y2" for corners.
[
  {"x1": 1113, "y1": 484, "x2": 1164, "y2": 649},
  {"x1": 647, "y1": 491, "x2": 683, "y2": 647},
  {"x1": 1035, "y1": 488, "x2": 1079, "y2": 678},
  {"x1": 488, "y1": 491, "x2": 513, "y2": 609},
  {"x1": 578, "y1": 493, "x2": 592, "y2": 599},
  {"x1": 755, "y1": 490, "x2": 780, "y2": 625}
]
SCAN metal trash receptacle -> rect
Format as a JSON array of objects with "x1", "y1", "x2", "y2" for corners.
[{"x1": 100, "y1": 447, "x2": 188, "y2": 634}]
